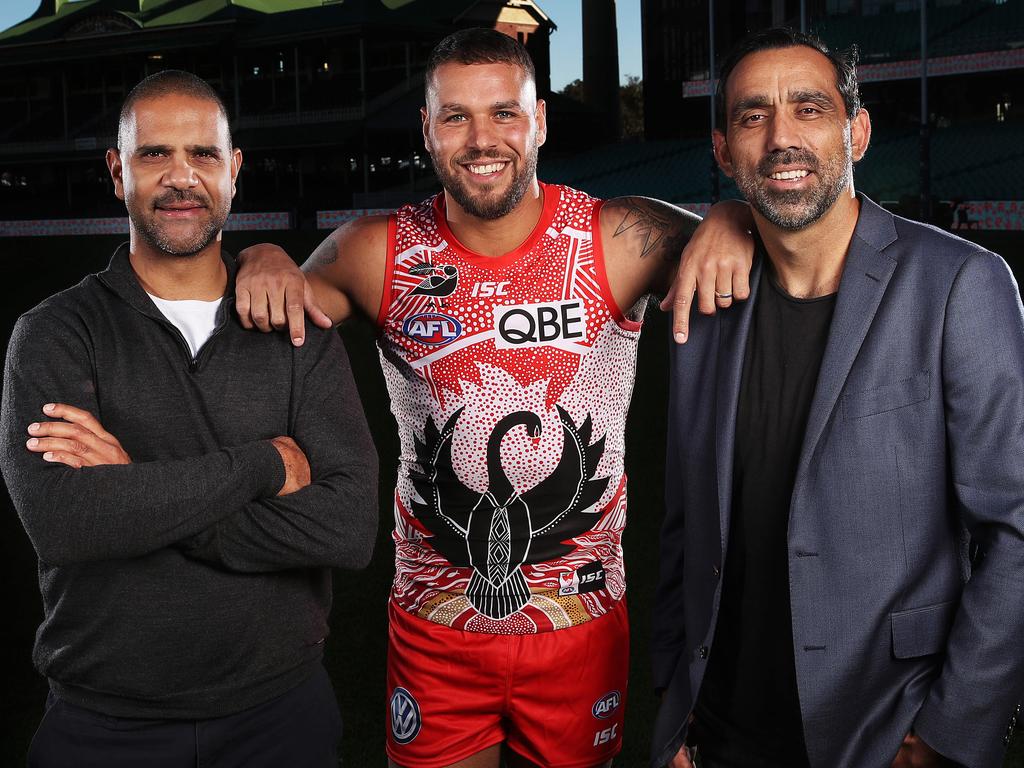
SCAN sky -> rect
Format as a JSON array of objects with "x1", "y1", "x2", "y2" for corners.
[{"x1": 0, "y1": 0, "x2": 643, "y2": 91}]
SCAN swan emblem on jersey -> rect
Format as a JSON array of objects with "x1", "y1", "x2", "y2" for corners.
[
  {"x1": 409, "y1": 406, "x2": 610, "y2": 620},
  {"x1": 408, "y1": 262, "x2": 459, "y2": 307}
]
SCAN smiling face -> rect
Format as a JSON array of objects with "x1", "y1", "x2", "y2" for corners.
[
  {"x1": 107, "y1": 93, "x2": 241, "y2": 257},
  {"x1": 422, "y1": 61, "x2": 546, "y2": 221},
  {"x1": 713, "y1": 45, "x2": 870, "y2": 231}
]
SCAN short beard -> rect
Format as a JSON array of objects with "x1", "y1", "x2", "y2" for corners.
[
  {"x1": 129, "y1": 189, "x2": 227, "y2": 257},
  {"x1": 432, "y1": 144, "x2": 539, "y2": 221},
  {"x1": 734, "y1": 133, "x2": 853, "y2": 230}
]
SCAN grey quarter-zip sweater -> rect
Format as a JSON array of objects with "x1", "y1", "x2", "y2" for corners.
[{"x1": 0, "y1": 243, "x2": 378, "y2": 719}]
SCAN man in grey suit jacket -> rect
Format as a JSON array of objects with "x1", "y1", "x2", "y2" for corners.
[{"x1": 652, "y1": 27, "x2": 1024, "y2": 768}]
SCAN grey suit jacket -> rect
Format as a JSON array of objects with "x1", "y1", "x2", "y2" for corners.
[{"x1": 651, "y1": 196, "x2": 1024, "y2": 768}]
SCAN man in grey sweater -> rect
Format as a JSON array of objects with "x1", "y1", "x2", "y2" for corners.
[{"x1": 0, "y1": 71, "x2": 378, "y2": 767}]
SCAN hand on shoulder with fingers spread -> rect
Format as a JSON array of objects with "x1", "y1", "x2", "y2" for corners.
[
  {"x1": 235, "y1": 215, "x2": 388, "y2": 345},
  {"x1": 661, "y1": 198, "x2": 754, "y2": 344},
  {"x1": 599, "y1": 196, "x2": 753, "y2": 344},
  {"x1": 235, "y1": 243, "x2": 332, "y2": 344}
]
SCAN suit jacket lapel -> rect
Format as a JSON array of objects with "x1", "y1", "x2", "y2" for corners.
[
  {"x1": 795, "y1": 196, "x2": 899, "y2": 483},
  {"x1": 715, "y1": 256, "x2": 763, "y2": 555}
]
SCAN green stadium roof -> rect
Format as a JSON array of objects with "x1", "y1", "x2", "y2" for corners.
[{"x1": 0, "y1": 0, "x2": 553, "y2": 44}]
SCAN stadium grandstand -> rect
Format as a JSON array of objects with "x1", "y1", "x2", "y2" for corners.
[
  {"x1": 0, "y1": 0, "x2": 1020, "y2": 245},
  {"x1": 0, "y1": 0, "x2": 562, "y2": 224},
  {"x1": 0, "y1": 3, "x2": 1020, "y2": 767},
  {"x1": 636, "y1": 0, "x2": 1023, "y2": 238}
]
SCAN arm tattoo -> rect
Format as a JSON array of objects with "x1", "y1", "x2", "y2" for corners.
[
  {"x1": 310, "y1": 235, "x2": 339, "y2": 267},
  {"x1": 610, "y1": 197, "x2": 694, "y2": 263}
]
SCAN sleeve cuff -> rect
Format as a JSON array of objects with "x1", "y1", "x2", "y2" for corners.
[{"x1": 225, "y1": 440, "x2": 285, "y2": 499}]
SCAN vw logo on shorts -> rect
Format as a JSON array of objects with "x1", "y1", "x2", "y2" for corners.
[{"x1": 390, "y1": 687, "x2": 422, "y2": 744}]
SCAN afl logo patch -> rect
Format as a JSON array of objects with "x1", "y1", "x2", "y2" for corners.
[
  {"x1": 402, "y1": 312, "x2": 462, "y2": 346},
  {"x1": 592, "y1": 690, "x2": 621, "y2": 719},
  {"x1": 390, "y1": 687, "x2": 421, "y2": 744}
]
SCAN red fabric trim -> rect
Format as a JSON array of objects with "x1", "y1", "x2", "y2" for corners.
[
  {"x1": 375, "y1": 213, "x2": 399, "y2": 328},
  {"x1": 431, "y1": 182, "x2": 561, "y2": 271},
  {"x1": 591, "y1": 200, "x2": 643, "y2": 332}
]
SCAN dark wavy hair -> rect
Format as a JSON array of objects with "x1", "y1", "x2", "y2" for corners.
[
  {"x1": 716, "y1": 27, "x2": 860, "y2": 127},
  {"x1": 425, "y1": 27, "x2": 536, "y2": 94}
]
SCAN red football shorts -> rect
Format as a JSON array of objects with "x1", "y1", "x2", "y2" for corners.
[{"x1": 385, "y1": 598, "x2": 629, "y2": 768}]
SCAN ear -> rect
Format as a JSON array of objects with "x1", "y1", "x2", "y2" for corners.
[
  {"x1": 712, "y1": 129, "x2": 735, "y2": 178},
  {"x1": 106, "y1": 148, "x2": 125, "y2": 201},
  {"x1": 535, "y1": 98, "x2": 547, "y2": 148},
  {"x1": 850, "y1": 107, "x2": 871, "y2": 162},
  {"x1": 420, "y1": 106, "x2": 433, "y2": 153},
  {"x1": 230, "y1": 147, "x2": 243, "y2": 197}
]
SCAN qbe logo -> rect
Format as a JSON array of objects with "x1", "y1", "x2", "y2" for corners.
[
  {"x1": 389, "y1": 687, "x2": 421, "y2": 744},
  {"x1": 493, "y1": 299, "x2": 587, "y2": 350},
  {"x1": 592, "y1": 690, "x2": 621, "y2": 720},
  {"x1": 402, "y1": 312, "x2": 462, "y2": 346}
]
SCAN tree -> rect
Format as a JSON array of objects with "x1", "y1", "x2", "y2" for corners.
[{"x1": 620, "y1": 75, "x2": 643, "y2": 139}]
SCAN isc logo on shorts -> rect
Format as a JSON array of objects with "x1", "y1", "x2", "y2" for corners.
[
  {"x1": 592, "y1": 690, "x2": 621, "y2": 719},
  {"x1": 493, "y1": 299, "x2": 587, "y2": 350},
  {"x1": 390, "y1": 687, "x2": 422, "y2": 744},
  {"x1": 559, "y1": 560, "x2": 607, "y2": 596}
]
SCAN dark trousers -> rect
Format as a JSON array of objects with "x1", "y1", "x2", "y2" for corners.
[
  {"x1": 689, "y1": 715, "x2": 796, "y2": 768},
  {"x1": 28, "y1": 666, "x2": 342, "y2": 768}
]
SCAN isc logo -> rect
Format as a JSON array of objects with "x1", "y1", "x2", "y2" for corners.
[
  {"x1": 402, "y1": 312, "x2": 462, "y2": 345},
  {"x1": 493, "y1": 299, "x2": 587, "y2": 350},
  {"x1": 560, "y1": 561, "x2": 607, "y2": 596},
  {"x1": 592, "y1": 690, "x2": 621, "y2": 720},
  {"x1": 593, "y1": 723, "x2": 619, "y2": 746},
  {"x1": 470, "y1": 281, "x2": 510, "y2": 298}
]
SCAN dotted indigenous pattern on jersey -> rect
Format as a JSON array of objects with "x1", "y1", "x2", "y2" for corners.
[{"x1": 378, "y1": 182, "x2": 645, "y2": 635}]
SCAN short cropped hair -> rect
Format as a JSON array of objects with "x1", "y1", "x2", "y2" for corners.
[
  {"x1": 118, "y1": 70, "x2": 231, "y2": 149},
  {"x1": 716, "y1": 27, "x2": 861, "y2": 127},
  {"x1": 425, "y1": 27, "x2": 536, "y2": 94}
]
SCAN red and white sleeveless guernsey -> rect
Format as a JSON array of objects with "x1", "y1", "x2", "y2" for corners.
[{"x1": 377, "y1": 182, "x2": 647, "y2": 635}]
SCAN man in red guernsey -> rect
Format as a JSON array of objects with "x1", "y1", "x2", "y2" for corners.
[{"x1": 236, "y1": 28, "x2": 752, "y2": 768}]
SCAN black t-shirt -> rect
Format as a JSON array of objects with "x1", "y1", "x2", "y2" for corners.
[{"x1": 694, "y1": 264, "x2": 836, "y2": 767}]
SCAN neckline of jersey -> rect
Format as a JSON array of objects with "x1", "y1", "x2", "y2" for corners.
[{"x1": 431, "y1": 181, "x2": 561, "y2": 271}]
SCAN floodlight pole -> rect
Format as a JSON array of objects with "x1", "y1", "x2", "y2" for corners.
[
  {"x1": 920, "y1": 0, "x2": 931, "y2": 222},
  {"x1": 709, "y1": 0, "x2": 719, "y2": 203}
]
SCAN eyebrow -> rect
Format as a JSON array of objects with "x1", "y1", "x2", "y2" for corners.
[
  {"x1": 790, "y1": 89, "x2": 837, "y2": 109},
  {"x1": 134, "y1": 144, "x2": 172, "y2": 156},
  {"x1": 731, "y1": 95, "x2": 772, "y2": 120},
  {"x1": 731, "y1": 88, "x2": 837, "y2": 120},
  {"x1": 188, "y1": 144, "x2": 222, "y2": 157},
  {"x1": 133, "y1": 144, "x2": 222, "y2": 157},
  {"x1": 437, "y1": 100, "x2": 524, "y2": 113}
]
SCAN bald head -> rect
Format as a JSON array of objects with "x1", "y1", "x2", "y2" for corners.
[{"x1": 118, "y1": 70, "x2": 231, "y2": 151}]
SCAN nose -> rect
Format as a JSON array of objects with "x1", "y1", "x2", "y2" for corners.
[
  {"x1": 466, "y1": 118, "x2": 498, "y2": 151},
  {"x1": 163, "y1": 153, "x2": 199, "y2": 189},
  {"x1": 766, "y1": 111, "x2": 802, "y2": 152}
]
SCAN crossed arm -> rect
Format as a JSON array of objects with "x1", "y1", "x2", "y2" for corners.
[{"x1": 1, "y1": 310, "x2": 377, "y2": 571}]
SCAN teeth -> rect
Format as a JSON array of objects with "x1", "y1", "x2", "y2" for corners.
[
  {"x1": 469, "y1": 163, "x2": 505, "y2": 174},
  {"x1": 770, "y1": 169, "x2": 810, "y2": 180}
]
